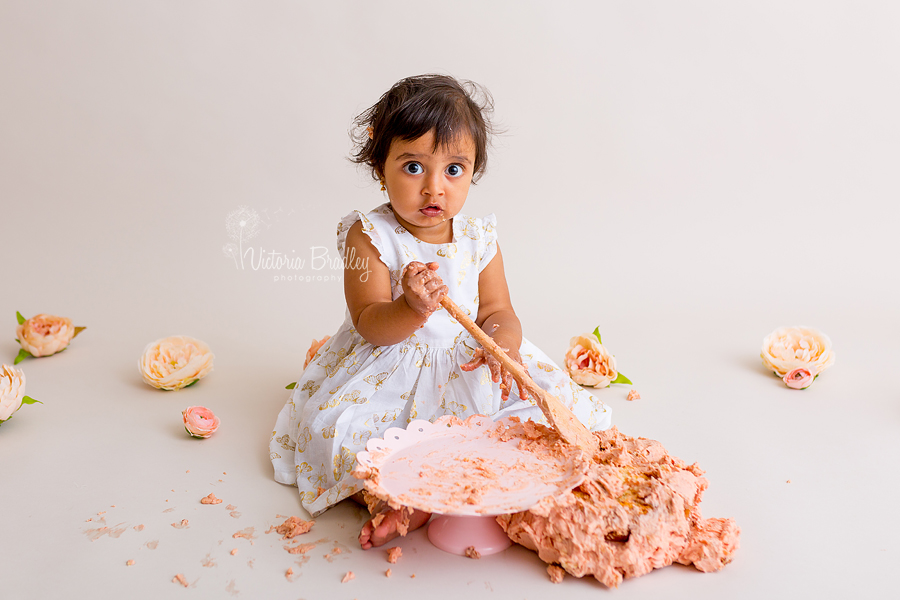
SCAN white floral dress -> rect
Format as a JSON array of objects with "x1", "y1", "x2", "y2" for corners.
[{"x1": 269, "y1": 203, "x2": 612, "y2": 516}]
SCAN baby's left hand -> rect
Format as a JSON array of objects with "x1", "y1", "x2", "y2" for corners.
[{"x1": 461, "y1": 339, "x2": 529, "y2": 402}]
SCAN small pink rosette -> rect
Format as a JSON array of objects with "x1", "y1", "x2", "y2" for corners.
[
  {"x1": 182, "y1": 406, "x2": 220, "y2": 438},
  {"x1": 783, "y1": 368, "x2": 815, "y2": 390}
]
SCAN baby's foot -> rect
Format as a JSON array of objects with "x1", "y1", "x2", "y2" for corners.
[{"x1": 358, "y1": 506, "x2": 431, "y2": 550}]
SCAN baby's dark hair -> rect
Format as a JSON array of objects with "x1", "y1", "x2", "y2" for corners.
[{"x1": 350, "y1": 74, "x2": 496, "y2": 183}]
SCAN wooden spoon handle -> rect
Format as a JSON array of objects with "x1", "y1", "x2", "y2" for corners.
[{"x1": 440, "y1": 296, "x2": 598, "y2": 455}]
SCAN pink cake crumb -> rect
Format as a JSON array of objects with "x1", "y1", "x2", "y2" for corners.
[
  {"x1": 341, "y1": 571, "x2": 355, "y2": 583},
  {"x1": 230, "y1": 548, "x2": 238, "y2": 556},
  {"x1": 133, "y1": 524, "x2": 145, "y2": 531},
  {"x1": 285, "y1": 543, "x2": 316, "y2": 555},
  {"x1": 232, "y1": 527, "x2": 256, "y2": 543},
  {"x1": 627, "y1": 389, "x2": 640, "y2": 401},
  {"x1": 172, "y1": 573, "x2": 188, "y2": 587},
  {"x1": 464, "y1": 546, "x2": 481, "y2": 559},
  {"x1": 386, "y1": 546, "x2": 402, "y2": 564},
  {"x1": 385, "y1": 569, "x2": 392, "y2": 578},
  {"x1": 285, "y1": 568, "x2": 293, "y2": 580},
  {"x1": 126, "y1": 560, "x2": 135, "y2": 566},
  {"x1": 274, "y1": 516, "x2": 315, "y2": 539},
  {"x1": 171, "y1": 519, "x2": 189, "y2": 529},
  {"x1": 200, "y1": 493, "x2": 223, "y2": 505},
  {"x1": 547, "y1": 565, "x2": 565, "y2": 583}
]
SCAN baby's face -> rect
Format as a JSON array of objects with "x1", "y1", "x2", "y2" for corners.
[{"x1": 382, "y1": 130, "x2": 475, "y2": 244}]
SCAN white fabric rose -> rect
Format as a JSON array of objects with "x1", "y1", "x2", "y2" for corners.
[
  {"x1": 139, "y1": 336, "x2": 214, "y2": 391},
  {"x1": 761, "y1": 326, "x2": 835, "y2": 378},
  {"x1": 0, "y1": 364, "x2": 27, "y2": 422},
  {"x1": 564, "y1": 334, "x2": 618, "y2": 388}
]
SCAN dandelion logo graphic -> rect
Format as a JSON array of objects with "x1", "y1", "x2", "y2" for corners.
[{"x1": 223, "y1": 206, "x2": 262, "y2": 269}]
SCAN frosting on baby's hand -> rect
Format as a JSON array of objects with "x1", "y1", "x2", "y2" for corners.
[{"x1": 401, "y1": 261, "x2": 447, "y2": 318}]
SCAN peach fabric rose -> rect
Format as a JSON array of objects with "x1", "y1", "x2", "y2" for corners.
[
  {"x1": 761, "y1": 326, "x2": 835, "y2": 378},
  {"x1": 16, "y1": 313, "x2": 76, "y2": 358},
  {"x1": 783, "y1": 368, "x2": 814, "y2": 390},
  {"x1": 139, "y1": 336, "x2": 214, "y2": 391},
  {"x1": 304, "y1": 336, "x2": 330, "y2": 370},
  {"x1": 182, "y1": 406, "x2": 220, "y2": 438},
  {"x1": 564, "y1": 334, "x2": 618, "y2": 388},
  {"x1": 0, "y1": 364, "x2": 27, "y2": 422}
]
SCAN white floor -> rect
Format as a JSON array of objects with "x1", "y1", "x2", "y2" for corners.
[{"x1": 2, "y1": 2, "x2": 899, "y2": 599}]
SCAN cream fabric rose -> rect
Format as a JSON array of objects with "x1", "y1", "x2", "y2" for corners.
[
  {"x1": 139, "y1": 336, "x2": 214, "y2": 391},
  {"x1": 303, "y1": 336, "x2": 330, "y2": 370},
  {"x1": 761, "y1": 326, "x2": 835, "y2": 378},
  {"x1": 0, "y1": 364, "x2": 27, "y2": 422},
  {"x1": 182, "y1": 406, "x2": 220, "y2": 438},
  {"x1": 16, "y1": 313, "x2": 75, "y2": 357},
  {"x1": 564, "y1": 334, "x2": 618, "y2": 387}
]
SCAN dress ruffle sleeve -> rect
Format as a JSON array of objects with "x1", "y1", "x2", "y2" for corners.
[
  {"x1": 336, "y1": 210, "x2": 386, "y2": 262},
  {"x1": 478, "y1": 213, "x2": 499, "y2": 272}
]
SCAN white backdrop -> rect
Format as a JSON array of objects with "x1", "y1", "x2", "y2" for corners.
[{"x1": 1, "y1": 2, "x2": 898, "y2": 599}]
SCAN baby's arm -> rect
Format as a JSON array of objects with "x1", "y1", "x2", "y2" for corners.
[
  {"x1": 462, "y1": 245, "x2": 529, "y2": 401},
  {"x1": 344, "y1": 221, "x2": 447, "y2": 346}
]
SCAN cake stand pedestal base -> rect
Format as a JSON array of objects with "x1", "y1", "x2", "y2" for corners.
[{"x1": 427, "y1": 515, "x2": 512, "y2": 556}]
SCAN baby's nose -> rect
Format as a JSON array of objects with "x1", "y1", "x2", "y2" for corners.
[{"x1": 422, "y1": 172, "x2": 444, "y2": 196}]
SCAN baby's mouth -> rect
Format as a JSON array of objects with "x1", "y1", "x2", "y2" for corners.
[{"x1": 420, "y1": 205, "x2": 443, "y2": 217}]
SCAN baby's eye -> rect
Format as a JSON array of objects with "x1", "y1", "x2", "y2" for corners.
[
  {"x1": 403, "y1": 162, "x2": 423, "y2": 175},
  {"x1": 445, "y1": 164, "x2": 464, "y2": 177}
]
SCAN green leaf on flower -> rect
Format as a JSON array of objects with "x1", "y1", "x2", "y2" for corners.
[
  {"x1": 184, "y1": 379, "x2": 199, "y2": 388},
  {"x1": 285, "y1": 382, "x2": 297, "y2": 389},
  {"x1": 14, "y1": 349, "x2": 30, "y2": 365},
  {"x1": 16, "y1": 311, "x2": 26, "y2": 325},
  {"x1": 73, "y1": 326, "x2": 86, "y2": 338},
  {"x1": 22, "y1": 396, "x2": 41, "y2": 405},
  {"x1": 591, "y1": 326, "x2": 602, "y2": 345},
  {"x1": 610, "y1": 372, "x2": 632, "y2": 385}
]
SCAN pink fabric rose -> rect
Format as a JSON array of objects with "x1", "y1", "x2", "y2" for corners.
[
  {"x1": 16, "y1": 313, "x2": 82, "y2": 361},
  {"x1": 783, "y1": 368, "x2": 815, "y2": 390},
  {"x1": 304, "y1": 336, "x2": 330, "y2": 370},
  {"x1": 564, "y1": 334, "x2": 618, "y2": 387},
  {"x1": 182, "y1": 406, "x2": 220, "y2": 438}
]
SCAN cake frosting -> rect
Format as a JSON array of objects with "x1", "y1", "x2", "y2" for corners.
[{"x1": 496, "y1": 425, "x2": 740, "y2": 588}]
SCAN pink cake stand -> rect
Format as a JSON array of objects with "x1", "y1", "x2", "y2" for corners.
[{"x1": 354, "y1": 415, "x2": 589, "y2": 556}]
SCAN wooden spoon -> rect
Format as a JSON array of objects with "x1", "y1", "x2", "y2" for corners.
[{"x1": 440, "y1": 296, "x2": 599, "y2": 456}]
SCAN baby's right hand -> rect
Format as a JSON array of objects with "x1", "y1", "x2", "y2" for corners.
[{"x1": 401, "y1": 261, "x2": 448, "y2": 319}]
